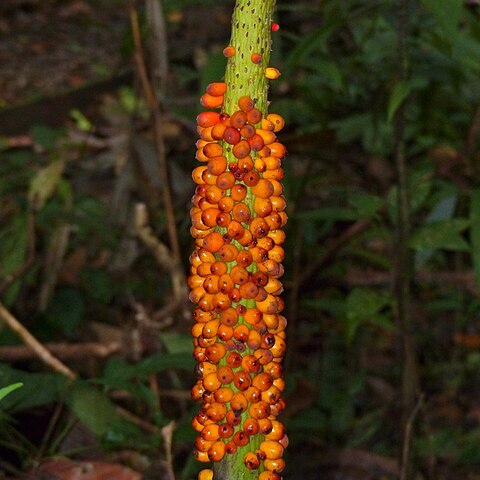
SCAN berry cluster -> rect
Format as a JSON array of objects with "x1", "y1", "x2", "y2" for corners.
[{"x1": 189, "y1": 78, "x2": 287, "y2": 480}]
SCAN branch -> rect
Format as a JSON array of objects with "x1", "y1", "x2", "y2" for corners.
[{"x1": 0, "y1": 301, "x2": 76, "y2": 380}]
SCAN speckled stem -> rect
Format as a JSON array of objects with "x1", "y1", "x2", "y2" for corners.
[{"x1": 214, "y1": 2, "x2": 276, "y2": 479}]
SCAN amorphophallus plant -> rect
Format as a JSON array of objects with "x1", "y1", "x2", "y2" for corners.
[{"x1": 189, "y1": 1, "x2": 287, "y2": 479}]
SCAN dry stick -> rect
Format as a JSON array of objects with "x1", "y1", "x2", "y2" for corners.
[
  {"x1": 393, "y1": 1, "x2": 419, "y2": 478},
  {"x1": 0, "y1": 341, "x2": 121, "y2": 361},
  {"x1": 298, "y1": 218, "x2": 373, "y2": 289},
  {"x1": 0, "y1": 301, "x2": 76, "y2": 380},
  {"x1": 129, "y1": 6, "x2": 187, "y2": 308},
  {"x1": 400, "y1": 394, "x2": 425, "y2": 480}
]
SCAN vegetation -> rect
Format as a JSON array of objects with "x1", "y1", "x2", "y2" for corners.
[{"x1": 1, "y1": 0, "x2": 480, "y2": 479}]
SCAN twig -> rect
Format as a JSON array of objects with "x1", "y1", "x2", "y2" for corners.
[
  {"x1": 393, "y1": 1, "x2": 419, "y2": 478},
  {"x1": 0, "y1": 341, "x2": 121, "y2": 362},
  {"x1": 129, "y1": 7, "x2": 188, "y2": 313},
  {"x1": 298, "y1": 218, "x2": 373, "y2": 289},
  {"x1": 400, "y1": 394, "x2": 425, "y2": 480},
  {"x1": 161, "y1": 421, "x2": 176, "y2": 480},
  {"x1": 0, "y1": 301, "x2": 76, "y2": 380}
]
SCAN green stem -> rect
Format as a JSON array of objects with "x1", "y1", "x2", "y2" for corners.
[{"x1": 214, "y1": 1, "x2": 276, "y2": 479}]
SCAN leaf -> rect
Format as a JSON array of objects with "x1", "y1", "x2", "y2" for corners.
[
  {"x1": 409, "y1": 218, "x2": 470, "y2": 252},
  {"x1": 415, "y1": 194, "x2": 458, "y2": 270},
  {"x1": 0, "y1": 383, "x2": 23, "y2": 402},
  {"x1": 28, "y1": 159, "x2": 65, "y2": 210},
  {"x1": 422, "y1": 0, "x2": 462, "y2": 42},
  {"x1": 70, "y1": 109, "x2": 92, "y2": 131},
  {"x1": 344, "y1": 288, "x2": 391, "y2": 343},
  {"x1": 67, "y1": 382, "x2": 120, "y2": 436},
  {"x1": 470, "y1": 191, "x2": 480, "y2": 288},
  {"x1": 348, "y1": 192, "x2": 384, "y2": 218},
  {"x1": 30, "y1": 125, "x2": 63, "y2": 150},
  {"x1": 0, "y1": 364, "x2": 67, "y2": 412},
  {"x1": 387, "y1": 81, "x2": 412, "y2": 122}
]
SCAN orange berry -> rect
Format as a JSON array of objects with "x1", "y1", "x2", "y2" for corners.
[
  {"x1": 244, "y1": 386, "x2": 262, "y2": 403},
  {"x1": 249, "y1": 400, "x2": 271, "y2": 419},
  {"x1": 241, "y1": 354, "x2": 261, "y2": 373},
  {"x1": 192, "y1": 165, "x2": 208, "y2": 184},
  {"x1": 202, "y1": 232, "x2": 224, "y2": 253},
  {"x1": 254, "y1": 197, "x2": 273, "y2": 217},
  {"x1": 265, "y1": 67, "x2": 281, "y2": 79},
  {"x1": 237, "y1": 155, "x2": 254, "y2": 173},
  {"x1": 223, "y1": 126, "x2": 241, "y2": 145},
  {"x1": 197, "y1": 111, "x2": 220, "y2": 128},
  {"x1": 225, "y1": 440, "x2": 237, "y2": 454},
  {"x1": 251, "y1": 52, "x2": 262, "y2": 64},
  {"x1": 259, "y1": 471, "x2": 281, "y2": 480},
  {"x1": 236, "y1": 249, "x2": 253, "y2": 267},
  {"x1": 227, "y1": 220, "x2": 245, "y2": 240},
  {"x1": 217, "y1": 243, "x2": 238, "y2": 262},
  {"x1": 268, "y1": 142, "x2": 286, "y2": 158},
  {"x1": 251, "y1": 178, "x2": 274, "y2": 198},
  {"x1": 233, "y1": 324, "x2": 250, "y2": 343},
  {"x1": 218, "y1": 422, "x2": 234, "y2": 439},
  {"x1": 206, "y1": 82, "x2": 227, "y2": 97},
  {"x1": 243, "y1": 170, "x2": 260, "y2": 187},
  {"x1": 207, "y1": 156, "x2": 227, "y2": 175},
  {"x1": 260, "y1": 440, "x2": 284, "y2": 460},
  {"x1": 194, "y1": 449, "x2": 210, "y2": 463},
  {"x1": 230, "y1": 392, "x2": 248, "y2": 413},
  {"x1": 217, "y1": 323, "x2": 233, "y2": 341},
  {"x1": 200, "y1": 93, "x2": 224, "y2": 109},
  {"x1": 232, "y1": 202, "x2": 251, "y2": 223},
  {"x1": 244, "y1": 451, "x2": 260, "y2": 470},
  {"x1": 226, "y1": 351, "x2": 242, "y2": 368},
  {"x1": 232, "y1": 139, "x2": 251, "y2": 159},
  {"x1": 202, "y1": 318, "x2": 219, "y2": 338},
  {"x1": 201, "y1": 423, "x2": 220, "y2": 442},
  {"x1": 230, "y1": 110, "x2": 248, "y2": 128},
  {"x1": 211, "y1": 122, "x2": 227, "y2": 140},
  {"x1": 261, "y1": 118, "x2": 275, "y2": 131},
  {"x1": 266, "y1": 113, "x2": 285, "y2": 132},
  {"x1": 215, "y1": 387, "x2": 234, "y2": 404},
  {"x1": 205, "y1": 342, "x2": 227, "y2": 363},
  {"x1": 252, "y1": 372, "x2": 274, "y2": 391},
  {"x1": 216, "y1": 365, "x2": 234, "y2": 384},
  {"x1": 246, "y1": 108, "x2": 262, "y2": 124},
  {"x1": 197, "y1": 468, "x2": 214, "y2": 480},
  {"x1": 232, "y1": 430, "x2": 249, "y2": 447},
  {"x1": 216, "y1": 171, "x2": 236, "y2": 190},
  {"x1": 250, "y1": 218, "x2": 269, "y2": 238},
  {"x1": 218, "y1": 196, "x2": 235, "y2": 212},
  {"x1": 223, "y1": 45, "x2": 235, "y2": 57},
  {"x1": 220, "y1": 307, "x2": 238, "y2": 326},
  {"x1": 206, "y1": 402, "x2": 227, "y2": 422},
  {"x1": 230, "y1": 265, "x2": 249, "y2": 285},
  {"x1": 246, "y1": 329, "x2": 262, "y2": 350},
  {"x1": 264, "y1": 458, "x2": 285, "y2": 473},
  {"x1": 247, "y1": 133, "x2": 264, "y2": 151},
  {"x1": 240, "y1": 123, "x2": 256, "y2": 139},
  {"x1": 243, "y1": 417, "x2": 260, "y2": 436},
  {"x1": 229, "y1": 184, "x2": 247, "y2": 201},
  {"x1": 203, "y1": 142, "x2": 223, "y2": 158},
  {"x1": 243, "y1": 307, "x2": 262, "y2": 325},
  {"x1": 264, "y1": 155, "x2": 282, "y2": 170},
  {"x1": 233, "y1": 369, "x2": 252, "y2": 391},
  {"x1": 255, "y1": 129, "x2": 276, "y2": 145},
  {"x1": 218, "y1": 274, "x2": 234, "y2": 294},
  {"x1": 239, "y1": 281, "x2": 259, "y2": 300},
  {"x1": 238, "y1": 95, "x2": 254, "y2": 112}
]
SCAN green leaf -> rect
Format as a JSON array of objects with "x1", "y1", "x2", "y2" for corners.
[
  {"x1": 344, "y1": 288, "x2": 391, "y2": 343},
  {"x1": 28, "y1": 159, "x2": 65, "y2": 210},
  {"x1": 0, "y1": 383, "x2": 23, "y2": 402},
  {"x1": 415, "y1": 194, "x2": 458, "y2": 270},
  {"x1": 0, "y1": 364, "x2": 67, "y2": 412},
  {"x1": 348, "y1": 192, "x2": 384, "y2": 218},
  {"x1": 409, "y1": 218, "x2": 470, "y2": 252},
  {"x1": 422, "y1": 0, "x2": 462, "y2": 42},
  {"x1": 70, "y1": 109, "x2": 92, "y2": 131},
  {"x1": 387, "y1": 81, "x2": 412, "y2": 122},
  {"x1": 67, "y1": 381, "x2": 119, "y2": 436},
  {"x1": 30, "y1": 125, "x2": 63, "y2": 150},
  {"x1": 470, "y1": 191, "x2": 480, "y2": 288}
]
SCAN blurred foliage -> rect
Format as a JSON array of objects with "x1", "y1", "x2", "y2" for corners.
[{"x1": 0, "y1": 0, "x2": 480, "y2": 478}]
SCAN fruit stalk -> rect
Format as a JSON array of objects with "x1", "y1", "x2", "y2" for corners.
[{"x1": 190, "y1": 1, "x2": 287, "y2": 479}]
